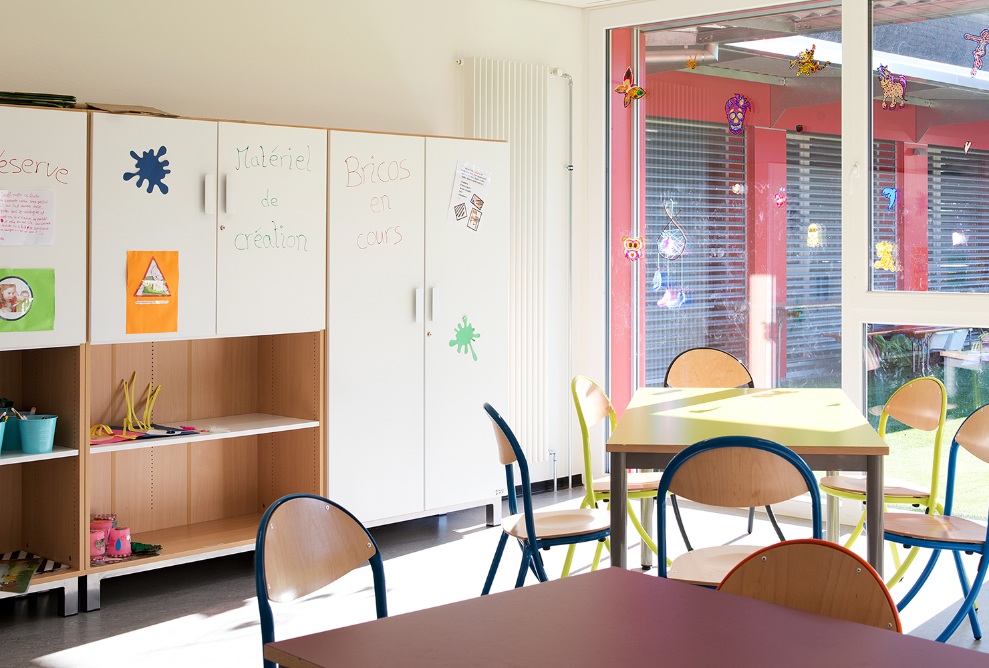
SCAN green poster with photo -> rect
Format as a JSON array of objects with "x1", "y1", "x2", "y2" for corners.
[{"x1": 0, "y1": 268, "x2": 54, "y2": 332}]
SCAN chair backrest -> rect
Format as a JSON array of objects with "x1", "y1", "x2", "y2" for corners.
[
  {"x1": 664, "y1": 347, "x2": 755, "y2": 389},
  {"x1": 718, "y1": 538, "x2": 902, "y2": 632},
  {"x1": 944, "y1": 403, "x2": 989, "y2": 515},
  {"x1": 878, "y1": 376, "x2": 947, "y2": 507},
  {"x1": 484, "y1": 403, "x2": 537, "y2": 540},
  {"x1": 657, "y1": 435, "x2": 822, "y2": 576},
  {"x1": 571, "y1": 376, "x2": 616, "y2": 505},
  {"x1": 255, "y1": 494, "x2": 387, "y2": 664}
]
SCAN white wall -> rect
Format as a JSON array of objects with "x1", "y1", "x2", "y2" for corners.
[{"x1": 6, "y1": 0, "x2": 587, "y2": 484}]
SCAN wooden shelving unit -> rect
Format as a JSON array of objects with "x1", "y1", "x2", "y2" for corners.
[
  {"x1": 0, "y1": 345, "x2": 85, "y2": 616},
  {"x1": 82, "y1": 331, "x2": 324, "y2": 610}
]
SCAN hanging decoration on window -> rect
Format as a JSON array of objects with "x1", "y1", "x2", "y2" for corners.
[
  {"x1": 876, "y1": 65, "x2": 907, "y2": 110},
  {"x1": 658, "y1": 201, "x2": 687, "y2": 261},
  {"x1": 725, "y1": 93, "x2": 751, "y2": 135},
  {"x1": 789, "y1": 44, "x2": 830, "y2": 76},
  {"x1": 881, "y1": 187, "x2": 897, "y2": 212},
  {"x1": 686, "y1": 55, "x2": 698, "y2": 70},
  {"x1": 963, "y1": 29, "x2": 989, "y2": 78},
  {"x1": 965, "y1": 140, "x2": 973, "y2": 154},
  {"x1": 873, "y1": 241, "x2": 901, "y2": 272},
  {"x1": 656, "y1": 287, "x2": 687, "y2": 309},
  {"x1": 773, "y1": 188, "x2": 788, "y2": 208},
  {"x1": 622, "y1": 235, "x2": 645, "y2": 261},
  {"x1": 953, "y1": 230, "x2": 969, "y2": 246},
  {"x1": 615, "y1": 67, "x2": 646, "y2": 108},
  {"x1": 806, "y1": 223, "x2": 824, "y2": 248}
]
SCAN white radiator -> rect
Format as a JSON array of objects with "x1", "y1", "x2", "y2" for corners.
[{"x1": 463, "y1": 57, "x2": 550, "y2": 462}]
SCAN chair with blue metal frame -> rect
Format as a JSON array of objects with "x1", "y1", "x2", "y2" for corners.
[
  {"x1": 819, "y1": 376, "x2": 947, "y2": 588},
  {"x1": 883, "y1": 402, "x2": 989, "y2": 642},
  {"x1": 664, "y1": 347, "x2": 787, "y2": 548},
  {"x1": 255, "y1": 493, "x2": 387, "y2": 668},
  {"x1": 657, "y1": 435, "x2": 823, "y2": 588},
  {"x1": 481, "y1": 402, "x2": 611, "y2": 595}
]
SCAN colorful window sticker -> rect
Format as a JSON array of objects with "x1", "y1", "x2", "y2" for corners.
[
  {"x1": 126, "y1": 251, "x2": 179, "y2": 334},
  {"x1": 0, "y1": 269, "x2": 54, "y2": 332}
]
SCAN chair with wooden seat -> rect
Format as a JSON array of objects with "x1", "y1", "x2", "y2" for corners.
[
  {"x1": 255, "y1": 493, "x2": 388, "y2": 668},
  {"x1": 562, "y1": 375, "x2": 661, "y2": 574},
  {"x1": 481, "y1": 402, "x2": 610, "y2": 595},
  {"x1": 884, "y1": 403, "x2": 989, "y2": 642},
  {"x1": 819, "y1": 376, "x2": 947, "y2": 587},
  {"x1": 664, "y1": 347, "x2": 786, "y2": 548},
  {"x1": 657, "y1": 435, "x2": 822, "y2": 587},
  {"x1": 718, "y1": 538, "x2": 901, "y2": 632}
]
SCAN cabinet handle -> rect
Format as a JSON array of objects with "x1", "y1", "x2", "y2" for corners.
[
  {"x1": 430, "y1": 287, "x2": 438, "y2": 323},
  {"x1": 415, "y1": 288, "x2": 423, "y2": 323},
  {"x1": 224, "y1": 175, "x2": 237, "y2": 214},
  {"x1": 204, "y1": 174, "x2": 216, "y2": 215}
]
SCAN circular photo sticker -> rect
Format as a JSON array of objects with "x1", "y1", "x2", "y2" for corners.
[{"x1": 0, "y1": 276, "x2": 33, "y2": 321}]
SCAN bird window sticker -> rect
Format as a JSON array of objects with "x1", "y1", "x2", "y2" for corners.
[
  {"x1": 0, "y1": 269, "x2": 54, "y2": 332},
  {"x1": 448, "y1": 160, "x2": 492, "y2": 232},
  {"x1": 126, "y1": 251, "x2": 179, "y2": 334},
  {"x1": 0, "y1": 189, "x2": 55, "y2": 246}
]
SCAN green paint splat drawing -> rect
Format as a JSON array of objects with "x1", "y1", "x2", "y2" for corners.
[{"x1": 450, "y1": 315, "x2": 481, "y2": 361}]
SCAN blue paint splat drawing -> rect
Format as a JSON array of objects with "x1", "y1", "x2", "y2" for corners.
[
  {"x1": 881, "y1": 187, "x2": 897, "y2": 212},
  {"x1": 123, "y1": 146, "x2": 170, "y2": 194},
  {"x1": 450, "y1": 315, "x2": 480, "y2": 361}
]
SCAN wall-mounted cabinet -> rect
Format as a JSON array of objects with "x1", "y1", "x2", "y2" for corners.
[
  {"x1": 90, "y1": 114, "x2": 326, "y2": 343},
  {"x1": 83, "y1": 331, "x2": 323, "y2": 609},
  {"x1": 327, "y1": 131, "x2": 508, "y2": 524}
]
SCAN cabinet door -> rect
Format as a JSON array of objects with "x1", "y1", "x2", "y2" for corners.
[
  {"x1": 0, "y1": 107, "x2": 87, "y2": 350},
  {"x1": 327, "y1": 131, "x2": 426, "y2": 522},
  {"x1": 90, "y1": 114, "x2": 218, "y2": 343},
  {"x1": 216, "y1": 123, "x2": 327, "y2": 336},
  {"x1": 423, "y1": 138, "x2": 509, "y2": 510}
]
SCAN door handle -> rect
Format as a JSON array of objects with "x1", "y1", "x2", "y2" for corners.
[
  {"x1": 415, "y1": 288, "x2": 423, "y2": 323},
  {"x1": 204, "y1": 174, "x2": 216, "y2": 215}
]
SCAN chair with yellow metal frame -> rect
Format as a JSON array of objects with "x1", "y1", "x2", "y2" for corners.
[
  {"x1": 562, "y1": 376, "x2": 661, "y2": 574},
  {"x1": 819, "y1": 376, "x2": 947, "y2": 588}
]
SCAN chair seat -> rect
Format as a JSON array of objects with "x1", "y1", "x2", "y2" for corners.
[
  {"x1": 668, "y1": 544, "x2": 762, "y2": 586},
  {"x1": 502, "y1": 508, "x2": 610, "y2": 541},
  {"x1": 591, "y1": 471, "x2": 663, "y2": 495},
  {"x1": 820, "y1": 474, "x2": 930, "y2": 500},
  {"x1": 885, "y1": 512, "x2": 987, "y2": 544}
]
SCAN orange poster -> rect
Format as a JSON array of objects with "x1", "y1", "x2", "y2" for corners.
[{"x1": 126, "y1": 251, "x2": 179, "y2": 334}]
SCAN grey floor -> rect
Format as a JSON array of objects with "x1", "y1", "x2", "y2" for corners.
[{"x1": 2, "y1": 488, "x2": 988, "y2": 667}]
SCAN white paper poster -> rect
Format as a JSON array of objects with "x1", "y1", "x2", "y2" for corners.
[
  {"x1": 0, "y1": 190, "x2": 54, "y2": 245},
  {"x1": 448, "y1": 161, "x2": 492, "y2": 232}
]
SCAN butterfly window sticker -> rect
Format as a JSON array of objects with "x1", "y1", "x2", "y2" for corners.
[{"x1": 615, "y1": 67, "x2": 646, "y2": 108}]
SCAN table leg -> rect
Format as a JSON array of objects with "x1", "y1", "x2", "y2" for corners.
[
  {"x1": 866, "y1": 454, "x2": 884, "y2": 576},
  {"x1": 610, "y1": 454, "x2": 628, "y2": 569},
  {"x1": 825, "y1": 470, "x2": 840, "y2": 543}
]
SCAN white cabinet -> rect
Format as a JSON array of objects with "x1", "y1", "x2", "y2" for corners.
[
  {"x1": 216, "y1": 122, "x2": 327, "y2": 336},
  {"x1": 90, "y1": 114, "x2": 327, "y2": 343},
  {"x1": 0, "y1": 106, "x2": 88, "y2": 351},
  {"x1": 327, "y1": 131, "x2": 508, "y2": 524}
]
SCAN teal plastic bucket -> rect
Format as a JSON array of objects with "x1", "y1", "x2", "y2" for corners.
[
  {"x1": 2, "y1": 413, "x2": 20, "y2": 451},
  {"x1": 19, "y1": 415, "x2": 57, "y2": 454}
]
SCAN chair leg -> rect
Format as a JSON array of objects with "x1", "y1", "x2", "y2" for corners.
[
  {"x1": 747, "y1": 506, "x2": 755, "y2": 534},
  {"x1": 627, "y1": 500, "x2": 658, "y2": 554},
  {"x1": 936, "y1": 552, "x2": 988, "y2": 642},
  {"x1": 482, "y1": 532, "x2": 510, "y2": 595},
  {"x1": 531, "y1": 548, "x2": 550, "y2": 583},
  {"x1": 515, "y1": 546, "x2": 534, "y2": 588},
  {"x1": 765, "y1": 505, "x2": 786, "y2": 541},
  {"x1": 842, "y1": 508, "x2": 867, "y2": 549},
  {"x1": 670, "y1": 493, "x2": 693, "y2": 552},
  {"x1": 951, "y1": 550, "x2": 983, "y2": 640},
  {"x1": 895, "y1": 549, "x2": 941, "y2": 612},
  {"x1": 885, "y1": 545, "x2": 920, "y2": 590},
  {"x1": 561, "y1": 544, "x2": 577, "y2": 578},
  {"x1": 591, "y1": 540, "x2": 605, "y2": 570}
]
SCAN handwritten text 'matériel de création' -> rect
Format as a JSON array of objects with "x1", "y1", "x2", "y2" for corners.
[{"x1": 233, "y1": 145, "x2": 313, "y2": 172}]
